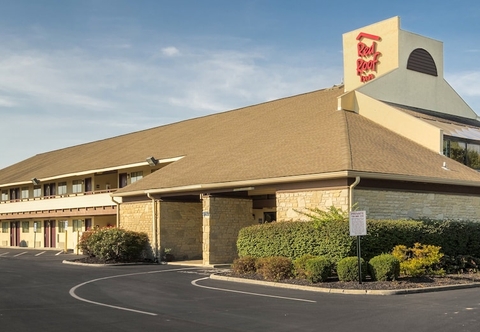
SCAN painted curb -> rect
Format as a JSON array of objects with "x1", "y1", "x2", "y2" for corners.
[{"x1": 210, "y1": 274, "x2": 480, "y2": 295}]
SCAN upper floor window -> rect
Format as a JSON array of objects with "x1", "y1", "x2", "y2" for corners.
[
  {"x1": 130, "y1": 171, "x2": 143, "y2": 183},
  {"x1": 58, "y1": 182, "x2": 67, "y2": 195},
  {"x1": 33, "y1": 185, "x2": 41, "y2": 198},
  {"x1": 1, "y1": 191, "x2": 8, "y2": 201},
  {"x1": 21, "y1": 187, "x2": 29, "y2": 199},
  {"x1": 72, "y1": 180, "x2": 83, "y2": 194}
]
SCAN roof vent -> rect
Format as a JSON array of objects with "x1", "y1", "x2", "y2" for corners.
[{"x1": 407, "y1": 48, "x2": 438, "y2": 76}]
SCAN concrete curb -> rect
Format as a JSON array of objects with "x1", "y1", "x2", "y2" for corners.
[{"x1": 210, "y1": 274, "x2": 480, "y2": 295}]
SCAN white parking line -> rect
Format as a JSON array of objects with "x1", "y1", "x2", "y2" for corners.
[
  {"x1": 13, "y1": 252, "x2": 27, "y2": 257},
  {"x1": 191, "y1": 277, "x2": 316, "y2": 303},
  {"x1": 55, "y1": 251, "x2": 63, "y2": 256},
  {"x1": 35, "y1": 251, "x2": 47, "y2": 256},
  {"x1": 69, "y1": 267, "x2": 199, "y2": 316},
  {"x1": 0, "y1": 252, "x2": 9, "y2": 256}
]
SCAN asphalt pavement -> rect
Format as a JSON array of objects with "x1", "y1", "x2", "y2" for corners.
[{"x1": 1, "y1": 247, "x2": 479, "y2": 332}]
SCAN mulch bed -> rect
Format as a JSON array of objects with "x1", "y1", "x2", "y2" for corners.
[{"x1": 222, "y1": 272, "x2": 480, "y2": 290}]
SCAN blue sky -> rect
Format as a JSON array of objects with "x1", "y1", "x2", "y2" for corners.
[{"x1": 1, "y1": 0, "x2": 479, "y2": 169}]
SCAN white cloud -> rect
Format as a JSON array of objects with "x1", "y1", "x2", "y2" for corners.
[{"x1": 161, "y1": 46, "x2": 180, "y2": 57}]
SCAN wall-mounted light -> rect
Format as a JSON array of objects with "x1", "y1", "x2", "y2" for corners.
[
  {"x1": 146, "y1": 156, "x2": 158, "y2": 167},
  {"x1": 31, "y1": 178, "x2": 40, "y2": 185}
]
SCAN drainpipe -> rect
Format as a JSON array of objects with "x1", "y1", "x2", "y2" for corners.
[
  {"x1": 147, "y1": 193, "x2": 158, "y2": 262},
  {"x1": 349, "y1": 176, "x2": 361, "y2": 212},
  {"x1": 111, "y1": 196, "x2": 121, "y2": 227}
]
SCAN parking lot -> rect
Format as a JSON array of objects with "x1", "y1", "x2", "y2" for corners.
[{"x1": 1, "y1": 247, "x2": 479, "y2": 332}]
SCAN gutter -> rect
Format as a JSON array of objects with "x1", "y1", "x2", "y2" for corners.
[
  {"x1": 349, "y1": 176, "x2": 361, "y2": 212},
  {"x1": 110, "y1": 196, "x2": 122, "y2": 227},
  {"x1": 147, "y1": 193, "x2": 159, "y2": 262}
]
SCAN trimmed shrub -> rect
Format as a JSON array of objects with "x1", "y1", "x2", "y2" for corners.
[
  {"x1": 304, "y1": 256, "x2": 332, "y2": 283},
  {"x1": 237, "y1": 218, "x2": 480, "y2": 268},
  {"x1": 78, "y1": 227, "x2": 149, "y2": 262},
  {"x1": 337, "y1": 257, "x2": 367, "y2": 282},
  {"x1": 256, "y1": 256, "x2": 293, "y2": 281},
  {"x1": 237, "y1": 221, "x2": 354, "y2": 264},
  {"x1": 368, "y1": 254, "x2": 400, "y2": 281},
  {"x1": 293, "y1": 254, "x2": 317, "y2": 278},
  {"x1": 232, "y1": 256, "x2": 257, "y2": 274},
  {"x1": 392, "y1": 243, "x2": 445, "y2": 277},
  {"x1": 441, "y1": 255, "x2": 480, "y2": 274}
]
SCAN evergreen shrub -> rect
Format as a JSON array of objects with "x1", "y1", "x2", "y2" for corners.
[
  {"x1": 293, "y1": 254, "x2": 317, "y2": 278},
  {"x1": 392, "y1": 243, "x2": 445, "y2": 277},
  {"x1": 304, "y1": 256, "x2": 332, "y2": 283},
  {"x1": 336, "y1": 257, "x2": 367, "y2": 282},
  {"x1": 368, "y1": 254, "x2": 400, "y2": 281}
]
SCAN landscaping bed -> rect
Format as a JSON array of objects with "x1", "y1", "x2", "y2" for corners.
[{"x1": 221, "y1": 271, "x2": 480, "y2": 290}]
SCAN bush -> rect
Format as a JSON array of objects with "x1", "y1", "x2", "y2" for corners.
[
  {"x1": 441, "y1": 255, "x2": 480, "y2": 274},
  {"x1": 337, "y1": 256, "x2": 367, "y2": 282},
  {"x1": 237, "y1": 218, "x2": 480, "y2": 267},
  {"x1": 293, "y1": 254, "x2": 317, "y2": 278},
  {"x1": 78, "y1": 227, "x2": 149, "y2": 262},
  {"x1": 392, "y1": 243, "x2": 445, "y2": 277},
  {"x1": 237, "y1": 221, "x2": 354, "y2": 264},
  {"x1": 232, "y1": 256, "x2": 257, "y2": 274},
  {"x1": 368, "y1": 254, "x2": 400, "y2": 281},
  {"x1": 304, "y1": 256, "x2": 332, "y2": 283},
  {"x1": 256, "y1": 256, "x2": 293, "y2": 281}
]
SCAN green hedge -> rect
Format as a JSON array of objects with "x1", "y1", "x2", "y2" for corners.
[{"x1": 237, "y1": 219, "x2": 480, "y2": 264}]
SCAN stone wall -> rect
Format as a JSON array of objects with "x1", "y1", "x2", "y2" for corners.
[
  {"x1": 355, "y1": 189, "x2": 480, "y2": 221},
  {"x1": 159, "y1": 201, "x2": 202, "y2": 261},
  {"x1": 119, "y1": 200, "x2": 154, "y2": 254},
  {"x1": 276, "y1": 188, "x2": 349, "y2": 221},
  {"x1": 202, "y1": 196, "x2": 255, "y2": 265}
]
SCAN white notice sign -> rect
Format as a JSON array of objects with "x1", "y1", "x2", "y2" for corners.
[{"x1": 349, "y1": 211, "x2": 367, "y2": 236}]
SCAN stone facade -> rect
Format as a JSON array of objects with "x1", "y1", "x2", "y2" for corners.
[
  {"x1": 202, "y1": 196, "x2": 255, "y2": 265},
  {"x1": 276, "y1": 188, "x2": 349, "y2": 221},
  {"x1": 119, "y1": 200, "x2": 154, "y2": 255},
  {"x1": 159, "y1": 201, "x2": 202, "y2": 261},
  {"x1": 355, "y1": 189, "x2": 480, "y2": 221},
  {"x1": 119, "y1": 200, "x2": 153, "y2": 238}
]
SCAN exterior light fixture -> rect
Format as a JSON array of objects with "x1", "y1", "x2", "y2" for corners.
[
  {"x1": 146, "y1": 156, "x2": 158, "y2": 167},
  {"x1": 31, "y1": 178, "x2": 40, "y2": 185}
]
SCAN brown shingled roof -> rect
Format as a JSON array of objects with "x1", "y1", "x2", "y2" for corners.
[{"x1": 3, "y1": 85, "x2": 480, "y2": 194}]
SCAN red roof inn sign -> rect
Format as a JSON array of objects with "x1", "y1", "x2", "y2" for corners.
[{"x1": 356, "y1": 32, "x2": 381, "y2": 83}]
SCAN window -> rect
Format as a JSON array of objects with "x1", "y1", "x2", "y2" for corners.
[
  {"x1": 21, "y1": 187, "x2": 29, "y2": 199},
  {"x1": 2, "y1": 222, "x2": 8, "y2": 233},
  {"x1": 58, "y1": 182, "x2": 67, "y2": 195},
  {"x1": 58, "y1": 220, "x2": 67, "y2": 233},
  {"x1": 33, "y1": 185, "x2": 41, "y2": 198},
  {"x1": 22, "y1": 221, "x2": 29, "y2": 233},
  {"x1": 72, "y1": 180, "x2": 83, "y2": 194},
  {"x1": 444, "y1": 137, "x2": 480, "y2": 170},
  {"x1": 130, "y1": 171, "x2": 143, "y2": 183},
  {"x1": 1, "y1": 191, "x2": 8, "y2": 201},
  {"x1": 73, "y1": 219, "x2": 83, "y2": 232}
]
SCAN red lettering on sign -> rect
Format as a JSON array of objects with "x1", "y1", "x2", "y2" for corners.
[{"x1": 355, "y1": 32, "x2": 382, "y2": 83}]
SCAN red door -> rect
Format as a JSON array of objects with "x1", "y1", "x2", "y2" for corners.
[
  {"x1": 10, "y1": 222, "x2": 20, "y2": 246},
  {"x1": 44, "y1": 220, "x2": 56, "y2": 248}
]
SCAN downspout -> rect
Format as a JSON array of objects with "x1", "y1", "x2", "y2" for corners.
[
  {"x1": 349, "y1": 176, "x2": 361, "y2": 212},
  {"x1": 147, "y1": 193, "x2": 159, "y2": 262},
  {"x1": 111, "y1": 196, "x2": 121, "y2": 227}
]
